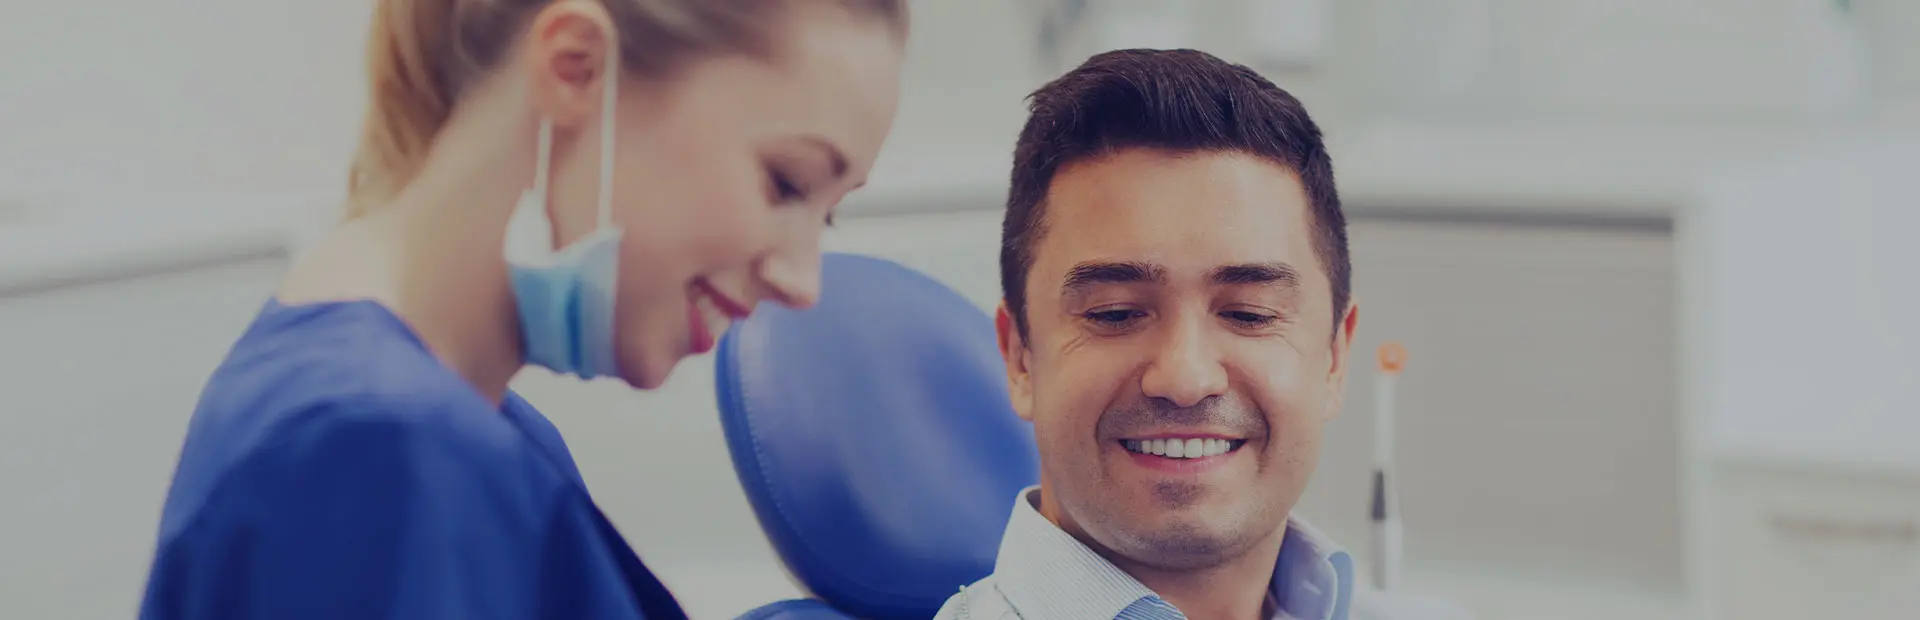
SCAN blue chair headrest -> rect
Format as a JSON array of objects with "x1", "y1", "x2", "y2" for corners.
[{"x1": 715, "y1": 253, "x2": 1039, "y2": 620}]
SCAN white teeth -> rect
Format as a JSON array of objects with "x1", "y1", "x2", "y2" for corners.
[{"x1": 1124, "y1": 438, "x2": 1241, "y2": 459}]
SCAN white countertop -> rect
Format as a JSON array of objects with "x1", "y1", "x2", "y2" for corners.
[{"x1": 0, "y1": 118, "x2": 1869, "y2": 296}]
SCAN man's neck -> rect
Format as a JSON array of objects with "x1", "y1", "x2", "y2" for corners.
[
  {"x1": 1105, "y1": 535, "x2": 1283, "y2": 620},
  {"x1": 1038, "y1": 491, "x2": 1285, "y2": 620}
]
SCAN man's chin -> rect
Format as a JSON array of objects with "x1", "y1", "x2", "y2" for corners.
[
  {"x1": 1095, "y1": 517, "x2": 1246, "y2": 572},
  {"x1": 1079, "y1": 486, "x2": 1288, "y2": 571}
]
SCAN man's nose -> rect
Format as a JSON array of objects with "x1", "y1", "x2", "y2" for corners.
[{"x1": 1140, "y1": 316, "x2": 1228, "y2": 408}]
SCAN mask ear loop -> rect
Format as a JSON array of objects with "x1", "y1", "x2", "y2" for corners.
[
  {"x1": 596, "y1": 30, "x2": 618, "y2": 230},
  {"x1": 524, "y1": 27, "x2": 614, "y2": 234},
  {"x1": 503, "y1": 117, "x2": 556, "y2": 260},
  {"x1": 534, "y1": 118, "x2": 554, "y2": 201}
]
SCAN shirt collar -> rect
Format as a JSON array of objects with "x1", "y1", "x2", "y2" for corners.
[{"x1": 991, "y1": 486, "x2": 1354, "y2": 620}]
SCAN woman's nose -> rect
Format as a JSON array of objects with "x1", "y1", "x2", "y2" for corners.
[{"x1": 755, "y1": 251, "x2": 821, "y2": 310}]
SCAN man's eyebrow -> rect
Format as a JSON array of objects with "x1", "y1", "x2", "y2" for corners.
[
  {"x1": 1062, "y1": 261, "x2": 1164, "y2": 293},
  {"x1": 1211, "y1": 262, "x2": 1300, "y2": 288}
]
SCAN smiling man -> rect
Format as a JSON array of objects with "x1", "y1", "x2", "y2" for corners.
[{"x1": 934, "y1": 49, "x2": 1373, "y2": 620}]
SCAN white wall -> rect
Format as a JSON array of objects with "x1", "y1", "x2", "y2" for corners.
[
  {"x1": 6, "y1": 0, "x2": 1916, "y2": 210},
  {"x1": 0, "y1": 0, "x2": 370, "y2": 200},
  {"x1": 1340, "y1": 0, "x2": 1872, "y2": 122}
]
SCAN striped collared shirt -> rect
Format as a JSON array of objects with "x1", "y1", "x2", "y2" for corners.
[{"x1": 933, "y1": 486, "x2": 1353, "y2": 620}]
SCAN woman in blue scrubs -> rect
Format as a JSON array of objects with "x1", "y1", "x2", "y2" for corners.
[{"x1": 137, "y1": 1, "x2": 907, "y2": 618}]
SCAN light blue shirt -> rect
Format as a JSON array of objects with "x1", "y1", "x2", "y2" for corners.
[{"x1": 934, "y1": 486, "x2": 1354, "y2": 620}]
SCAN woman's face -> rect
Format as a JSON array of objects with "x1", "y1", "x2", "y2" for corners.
[{"x1": 544, "y1": 6, "x2": 904, "y2": 389}]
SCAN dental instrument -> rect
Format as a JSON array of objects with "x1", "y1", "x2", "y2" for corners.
[{"x1": 1371, "y1": 342, "x2": 1407, "y2": 592}]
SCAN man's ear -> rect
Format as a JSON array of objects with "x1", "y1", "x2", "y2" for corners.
[
  {"x1": 524, "y1": 0, "x2": 617, "y2": 128},
  {"x1": 1324, "y1": 297, "x2": 1360, "y2": 419},
  {"x1": 996, "y1": 303, "x2": 1037, "y2": 422}
]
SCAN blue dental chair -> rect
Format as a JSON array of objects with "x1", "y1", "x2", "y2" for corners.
[{"x1": 713, "y1": 253, "x2": 1041, "y2": 620}]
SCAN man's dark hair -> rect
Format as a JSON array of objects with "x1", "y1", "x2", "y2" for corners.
[{"x1": 999, "y1": 48, "x2": 1348, "y2": 340}]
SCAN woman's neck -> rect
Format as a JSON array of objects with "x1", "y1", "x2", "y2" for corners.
[{"x1": 281, "y1": 104, "x2": 540, "y2": 405}]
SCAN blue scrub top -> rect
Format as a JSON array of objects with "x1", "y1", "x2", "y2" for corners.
[{"x1": 139, "y1": 300, "x2": 687, "y2": 620}]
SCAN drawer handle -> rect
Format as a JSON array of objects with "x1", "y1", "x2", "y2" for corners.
[{"x1": 1769, "y1": 513, "x2": 1919, "y2": 546}]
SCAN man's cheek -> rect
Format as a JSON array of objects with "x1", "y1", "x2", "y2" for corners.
[
  {"x1": 1243, "y1": 346, "x2": 1306, "y2": 385},
  {"x1": 1262, "y1": 416, "x2": 1324, "y2": 479},
  {"x1": 1055, "y1": 349, "x2": 1135, "y2": 392}
]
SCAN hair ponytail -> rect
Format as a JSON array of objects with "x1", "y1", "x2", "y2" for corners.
[
  {"x1": 340, "y1": 0, "x2": 907, "y2": 219},
  {"x1": 346, "y1": 0, "x2": 461, "y2": 219}
]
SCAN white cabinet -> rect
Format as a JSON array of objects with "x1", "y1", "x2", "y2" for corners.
[
  {"x1": 1683, "y1": 133, "x2": 1920, "y2": 620},
  {"x1": 1705, "y1": 462, "x2": 1920, "y2": 619}
]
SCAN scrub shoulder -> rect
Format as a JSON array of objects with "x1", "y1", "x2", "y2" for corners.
[
  {"x1": 155, "y1": 300, "x2": 578, "y2": 534},
  {"x1": 140, "y1": 300, "x2": 637, "y2": 620}
]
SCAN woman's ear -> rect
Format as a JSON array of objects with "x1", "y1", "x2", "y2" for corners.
[
  {"x1": 524, "y1": 0, "x2": 617, "y2": 128},
  {"x1": 996, "y1": 304, "x2": 1036, "y2": 422}
]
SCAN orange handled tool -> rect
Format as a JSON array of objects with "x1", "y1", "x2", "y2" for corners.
[{"x1": 1371, "y1": 342, "x2": 1407, "y2": 591}]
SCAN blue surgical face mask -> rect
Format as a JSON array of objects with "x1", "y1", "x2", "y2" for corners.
[{"x1": 503, "y1": 43, "x2": 625, "y2": 380}]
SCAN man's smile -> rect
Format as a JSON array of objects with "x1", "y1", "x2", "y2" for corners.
[
  {"x1": 1120, "y1": 436, "x2": 1248, "y2": 459},
  {"x1": 1114, "y1": 434, "x2": 1252, "y2": 474}
]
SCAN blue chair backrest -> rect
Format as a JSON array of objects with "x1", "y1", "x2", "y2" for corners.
[{"x1": 714, "y1": 253, "x2": 1040, "y2": 620}]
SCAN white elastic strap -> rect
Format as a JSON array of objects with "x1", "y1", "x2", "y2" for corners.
[
  {"x1": 534, "y1": 118, "x2": 554, "y2": 197},
  {"x1": 596, "y1": 32, "x2": 618, "y2": 229}
]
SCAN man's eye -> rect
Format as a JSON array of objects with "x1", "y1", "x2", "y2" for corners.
[
  {"x1": 1223, "y1": 310, "x2": 1278, "y2": 326},
  {"x1": 1084, "y1": 309, "x2": 1141, "y2": 325}
]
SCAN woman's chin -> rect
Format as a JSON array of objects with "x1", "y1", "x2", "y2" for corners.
[{"x1": 617, "y1": 350, "x2": 677, "y2": 391}]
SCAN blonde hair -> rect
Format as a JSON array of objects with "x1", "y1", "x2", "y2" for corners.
[{"x1": 345, "y1": 0, "x2": 907, "y2": 218}]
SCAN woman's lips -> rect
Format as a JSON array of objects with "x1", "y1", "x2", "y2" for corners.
[
  {"x1": 687, "y1": 296, "x2": 717, "y2": 354},
  {"x1": 685, "y1": 280, "x2": 750, "y2": 356},
  {"x1": 694, "y1": 280, "x2": 754, "y2": 319}
]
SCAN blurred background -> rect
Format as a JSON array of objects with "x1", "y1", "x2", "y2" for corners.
[{"x1": 1, "y1": 0, "x2": 1915, "y2": 618}]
